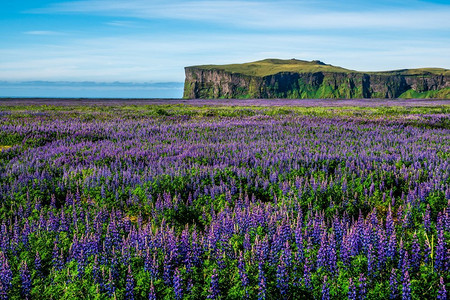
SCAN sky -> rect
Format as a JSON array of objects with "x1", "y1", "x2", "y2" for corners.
[{"x1": 1, "y1": 0, "x2": 450, "y2": 97}]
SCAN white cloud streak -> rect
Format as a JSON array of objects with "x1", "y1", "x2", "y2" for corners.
[
  {"x1": 105, "y1": 21, "x2": 140, "y2": 27},
  {"x1": 1, "y1": 32, "x2": 449, "y2": 81},
  {"x1": 23, "y1": 31, "x2": 65, "y2": 35},
  {"x1": 31, "y1": 0, "x2": 450, "y2": 30},
  {"x1": 6, "y1": 0, "x2": 449, "y2": 82}
]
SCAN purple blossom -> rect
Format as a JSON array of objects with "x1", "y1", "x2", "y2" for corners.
[
  {"x1": 34, "y1": 251, "x2": 42, "y2": 278},
  {"x1": 207, "y1": 269, "x2": 220, "y2": 299},
  {"x1": 20, "y1": 261, "x2": 31, "y2": 299},
  {"x1": 411, "y1": 233, "x2": 421, "y2": 271},
  {"x1": 257, "y1": 263, "x2": 266, "y2": 300},
  {"x1": 173, "y1": 268, "x2": 182, "y2": 300},
  {"x1": 303, "y1": 249, "x2": 312, "y2": 289},
  {"x1": 435, "y1": 229, "x2": 447, "y2": 273},
  {"x1": 0, "y1": 255, "x2": 12, "y2": 296},
  {"x1": 402, "y1": 271, "x2": 411, "y2": 300},
  {"x1": 387, "y1": 231, "x2": 396, "y2": 261},
  {"x1": 106, "y1": 269, "x2": 115, "y2": 298},
  {"x1": 358, "y1": 274, "x2": 367, "y2": 300},
  {"x1": 148, "y1": 280, "x2": 156, "y2": 300},
  {"x1": 322, "y1": 276, "x2": 330, "y2": 300},
  {"x1": 125, "y1": 265, "x2": 135, "y2": 300},
  {"x1": 438, "y1": 277, "x2": 447, "y2": 300},
  {"x1": 389, "y1": 268, "x2": 398, "y2": 299},
  {"x1": 0, "y1": 282, "x2": 6, "y2": 300},
  {"x1": 348, "y1": 278, "x2": 357, "y2": 300},
  {"x1": 276, "y1": 260, "x2": 288, "y2": 296}
]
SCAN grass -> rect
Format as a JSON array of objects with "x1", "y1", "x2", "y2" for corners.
[
  {"x1": 188, "y1": 58, "x2": 450, "y2": 77},
  {"x1": 1, "y1": 103, "x2": 449, "y2": 121},
  {"x1": 399, "y1": 87, "x2": 450, "y2": 99},
  {"x1": 189, "y1": 59, "x2": 354, "y2": 77}
]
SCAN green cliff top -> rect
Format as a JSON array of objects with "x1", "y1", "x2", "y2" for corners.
[{"x1": 187, "y1": 59, "x2": 450, "y2": 77}]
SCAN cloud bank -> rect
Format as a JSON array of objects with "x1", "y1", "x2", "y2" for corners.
[{"x1": 1, "y1": 0, "x2": 448, "y2": 84}]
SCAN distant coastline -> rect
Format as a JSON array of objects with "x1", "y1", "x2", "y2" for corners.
[{"x1": 0, "y1": 81, "x2": 184, "y2": 99}]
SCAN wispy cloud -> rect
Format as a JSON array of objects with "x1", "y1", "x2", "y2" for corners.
[
  {"x1": 23, "y1": 31, "x2": 65, "y2": 35},
  {"x1": 105, "y1": 21, "x2": 140, "y2": 28},
  {"x1": 7, "y1": 0, "x2": 449, "y2": 83},
  {"x1": 31, "y1": 0, "x2": 450, "y2": 30},
  {"x1": 1, "y1": 32, "x2": 449, "y2": 82}
]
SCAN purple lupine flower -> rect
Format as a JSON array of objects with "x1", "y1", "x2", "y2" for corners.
[
  {"x1": 0, "y1": 255, "x2": 12, "y2": 296},
  {"x1": 303, "y1": 249, "x2": 312, "y2": 289},
  {"x1": 125, "y1": 265, "x2": 135, "y2": 300},
  {"x1": 437, "y1": 212, "x2": 444, "y2": 232},
  {"x1": 358, "y1": 274, "x2": 367, "y2": 300},
  {"x1": 148, "y1": 280, "x2": 156, "y2": 300},
  {"x1": 173, "y1": 268, "x2": 182, "y2": 300},
  {"x1": 367, "y1": 244, "x2": 374, "y2": 277},
  {"x1": 398, "y1": 239, "x2": 405, "y2": 270},
  {"x1": 401, "y1": 252, "x2": 410, "y2": 282},
  {"x1": 435, "y1": 229, "x2": 446, "y2": 273},
  {"x1": 348, "y1": 278, "x2": 357, "y2": 300},
  {"x1": 0, "y1": 281, "x2": 6, "y2": 300},
  {"x1": 106, "y1": 269, "x2": 115, "y2": 298},
  {"x1": 437, "y1": 277, "x2": 447, "y2": 300},
  {"x1": 377, "y1": 229, "x2": 387, "y2": 271},
  {"x1": 92, "y1": 256, "x2": 101, "y2": 285},
  {"x1": 52, "y1": 242, "x2": 63, "y2": 271},
  {"x1": 424, "y1": 237, "x2": 431, "y2": 265},
  {"x1": 163, "y1": 254, "x2": 172, "y2": 286},
  {"x1": 237, "y1": 252, "x2": 249, "y2": 298},
  {"x1": 445, "y1": 200, "x2": 450, "y2": 232},
  {"x1": 20, "y1": 261, "x2": 31, "y2": 299},
  {"x1": 386, "y1": 206, "x2": 394, "y2": 237},
  {"x1": 34, "y1": 251, "x2": 42, "y2": 278},
  {"x1": 389, "y1": 268, "x2": 398, "y2": 299},
  {"x1": 317, "y1": 232, "x2": 327, "y2": 270},
  {"x1": 257, "y1": 262, "x2": 266, "y2": 300},
  {"x1": 207, "y1": 268, "x2": 219, "y2": 299},
  {"x1": 341, "y1": 236, "x2": 351, "y2": 267},
  {"x1": 276, "y1": 260, "x2": 288, "y2": 296},
  {"x1": 402, "y1": 209, "x2": 412, "y2": 230},
  {"x1": 216, "y1": 249, "x2": 226, "y2": 271},
  {"x1": 402, "y1": 271, "x2": 411, "y2": 300},
  {"x1": 347, "y1": 277, "x2": 357, "y2": 300},
  {"x1": 145, "y1": 250, "x2": 158, "y2": 280},
  {"x1": 411, "y1": 233, "x2": 421, "y2": 272},
  {"x1": 77, "y1": 250, "x2": 86, "y2": 278},
  {"x1": 110, "y1": 251, "x2": 119, "y2": 282},
  {"x1": 327, "y1": 233, "x2": 337, "y2": 275},
  {"x1": 295, "y1": 216, "x2": 304, "y2": 259},
  {"x1": 387, "y1": 231, "x2": 396, "y2": 261},
  {"x1": 322, "y1": 276, "x2": 330, "y2": 300}
]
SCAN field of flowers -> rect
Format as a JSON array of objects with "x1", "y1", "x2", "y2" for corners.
[{"x1": 0, "y1": 102, "x2": 449, "y2": 299}]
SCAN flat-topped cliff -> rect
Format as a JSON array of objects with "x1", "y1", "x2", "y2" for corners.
[{"x1": 183, "y1": 59, "x2": 450, "y2": 99}]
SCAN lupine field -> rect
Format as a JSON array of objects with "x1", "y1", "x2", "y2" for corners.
[{"x1": 0, "y1": 101, "x2": 449, "y2": 299}]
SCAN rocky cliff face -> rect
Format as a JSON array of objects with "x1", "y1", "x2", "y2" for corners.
[{"x1": 184, "y1": 67, "x2": 450, "y2": 99}]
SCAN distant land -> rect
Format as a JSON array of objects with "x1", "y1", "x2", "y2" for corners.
[
  {"x1": 184, "y1": 59, "x2": 450, "y2": 99},
  {"x1": 0, "y1": 81, "x2": 184, "y2": 99}
]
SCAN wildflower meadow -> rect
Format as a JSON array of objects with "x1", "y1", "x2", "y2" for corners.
[{"x1": 0, "y1": 102, "x2": 448, "y2": 299}]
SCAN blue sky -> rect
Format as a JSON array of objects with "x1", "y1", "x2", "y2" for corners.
[{"x1": 1, "y1": 0, "x2": 450, "y2": 84}]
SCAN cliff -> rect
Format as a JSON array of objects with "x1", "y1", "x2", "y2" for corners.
[{"x1": 183, "y1": 59, "x2": 450, "y2": 99}]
